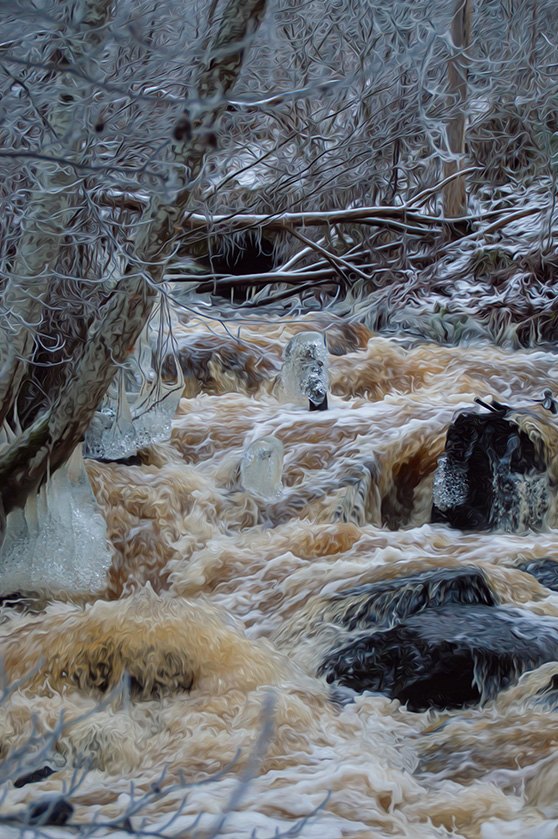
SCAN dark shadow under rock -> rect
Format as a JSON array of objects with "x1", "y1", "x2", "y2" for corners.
[
  {"x1": 313, "y1": 565, "x2": 496, "y2": 633},
  {"x1": 431, "y1": 404, "x2": 550, "y2": 531},
  {"x1": 319, "y1": 605, "x2": 558, "y2": 711},
  {"x1": 517, "y1": 557, "x2": 558, "y2": 592},
  {"x1": 89, "y1": 454, "x2": 143, "y2": 466},
  {"x1": 27, "y1": 797, "x2": 73, "y2": 826}
]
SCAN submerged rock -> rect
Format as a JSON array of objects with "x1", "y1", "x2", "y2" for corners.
[
  {"x1": 310, "y1": 565, "x2": 496, "y2": 632},
  {"x1": 518, "y1": 557, "x2": 558, "y2": 592},
  {"x1": 320, "y1": 605, "x2": 558, "y2": 711},
  {"x1": 26, "y1": 796, "x2": 73, "y2": 826},
  {"x1": 431, "y1": 401, "x2": 556, "y2": 531}
]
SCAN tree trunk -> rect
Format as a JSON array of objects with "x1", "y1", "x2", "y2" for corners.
[
  {"x1": 443, "y1": 0, "x2": 473, "y2": 218},
  {"x1": 0, "y1": 0, "x2": 269, "y2": 520}
]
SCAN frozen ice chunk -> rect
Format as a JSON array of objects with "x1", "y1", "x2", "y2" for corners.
[
  {"x1": 240, "y1": 436, "x2": 284, "y2": 499},
  {"x1": 281, "y1": 331, "x2": 329, "y2": 409},
  {"x1": 0, "y1": 445, "x2": 112, "y2": 594}
]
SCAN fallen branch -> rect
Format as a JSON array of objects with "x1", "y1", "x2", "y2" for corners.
[{"x1": 192, "y1": 267, "x2": 335, "y2": 293}]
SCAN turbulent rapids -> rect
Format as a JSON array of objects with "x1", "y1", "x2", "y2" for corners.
[{"x1": 3, "y1": 310, "x2": 558, "y2": 838}]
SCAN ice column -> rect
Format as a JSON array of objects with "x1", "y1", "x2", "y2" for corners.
[
  {"x1": 0, "y1": 444, "x2": 112, "y2": 594},
  {"x1": 240, "y1": 436, "x2": 284, "y2": 499},
  {"x1": 281, "y1": 331, "x2": 329, "y2": 410}
]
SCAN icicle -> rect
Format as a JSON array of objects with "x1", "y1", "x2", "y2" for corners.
[
  {"x1": 130, "y1": 287, "x2": 184, "y2": 446},
  {"x1": 0, "y1": 444, "x2": 112, "y2": 594},
  {"x1": 84, "y1": 368, "x2": 137, "y2": 460},
  {"x1": 280, "y1": 331, "x2": 329, "y2": 410},
  {"x1": 84, "y1": 288, "x2": 184, "y2": 459},
  {"x1": 240, "y1": 436, "x2": 284, "y2": 499}
]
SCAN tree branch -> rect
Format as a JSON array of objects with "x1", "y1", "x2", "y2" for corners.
[{"x1": 0, "y1": 0, "x2": 269, "y2": 518}]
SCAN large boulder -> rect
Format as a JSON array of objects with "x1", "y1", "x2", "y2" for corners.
[
  {"x1": 431, "y1": 401, "x2": 558, "y2": 531},
  {"x1": 518, "y1": 557, "x2": 558, "y2": 592},
  {"x1": 319, "y1": 604, "x2": 558, "y2": 711}
]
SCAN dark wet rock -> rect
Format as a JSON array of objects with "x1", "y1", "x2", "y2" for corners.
[
  {"x1": 319, "y1": 605, "x2": 558, "y2": 711},
  {"x1": 314, "y1": 565, "x2": 496, "y2": 633},
  {"x1": 90, "y1": 454, "x2": 143, "y2": 466},
  {"x1": 27, "y1": 796, "x2": 73, "y2": 826},
  {"x1": 431, "y1": 403, "x2": 549, "y2": 531},
  {"x1": 14, "y1": 766, "x2": 55, "y2": 788},
  {"x1": 517, "y1": 557, "x2": 558, "y2": 592},
  {"x1": 536, "y1": 673, "x2": 558, "y2": 704},
  {"x1": 309, "y1": 393, "x2": 328, "y2": 411}
]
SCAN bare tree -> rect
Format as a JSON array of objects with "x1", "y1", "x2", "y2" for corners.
[{"x1": 0, "y1": 0, "x2": 267, "y2": 523}]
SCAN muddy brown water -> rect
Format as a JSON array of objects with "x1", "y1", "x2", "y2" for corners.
[{"x1": 2, "y1": 312, "x2": 558, "y2": 838}]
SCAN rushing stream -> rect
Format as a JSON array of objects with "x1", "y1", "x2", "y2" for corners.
[{"x1": 2, "y1": 309, "x2": 558, "y2": 838}]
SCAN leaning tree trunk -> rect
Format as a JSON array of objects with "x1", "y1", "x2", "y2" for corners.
[
  {"x1": 443, "y1": 0, "x2": 473, "y2": 218},
  {"x1": 0, "y1": 0, "x2": 268, "y2": 520}
]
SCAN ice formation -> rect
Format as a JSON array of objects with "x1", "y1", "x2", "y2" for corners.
[
  {"x1": 84, "y1": 369, "x2": 136, "y2": 460},
  {"x1": 0, "y1": 445, "x2": 112, "y2": 594},
  {"x1": 84, "y1": 293, "x2": 184, "y2": 460},
  {"x1": 432, "y1": 453, "x2": 468, "y2": 512},
  {"x1": 280, "y1": 331, "x2": 329, "y2": 409},
  {"x1": 240, "y1": 436, "x2": 284, "y2": 499},
  {"x1": 490, "y1": 462, "x2": 549, "y2": 531}
]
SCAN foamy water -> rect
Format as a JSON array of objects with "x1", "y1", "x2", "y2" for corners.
[{"x1": 2, "y1": 312, "x2": 558, "y2": 838}]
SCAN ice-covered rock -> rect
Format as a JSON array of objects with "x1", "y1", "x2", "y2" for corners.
[
  {"x1": 240, "y1": 436, "x2": 284, "y2": 499},
  {"x1": 431, "y1": 403, "x2": 553, "y2": 531}
]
